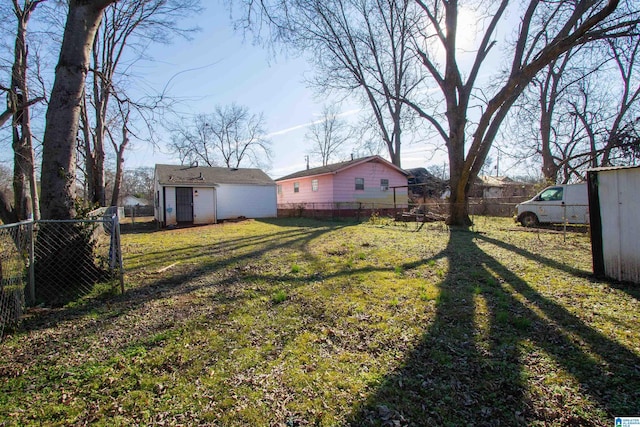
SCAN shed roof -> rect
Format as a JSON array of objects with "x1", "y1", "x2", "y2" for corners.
[
  {"x1": 154, "y1": 164, "x2": 275, "y2": 186},
  {"x1": 587, "y1": 164, "x2": 640, "y2": 173},
  {"x1": 276, "y1": 155, "x2": 408, "y2": 181}
]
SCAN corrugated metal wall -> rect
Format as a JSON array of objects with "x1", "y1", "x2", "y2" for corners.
[{"x1": 592, "y1": 167, "x2": 640, "y2": 284}]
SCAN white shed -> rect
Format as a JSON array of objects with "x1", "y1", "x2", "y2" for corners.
[
  {"x1": 588, "y1": 165, "x2": 640, "y2": 284},
  {"x1": 154, "y1": 164, "x2": 277, "y2": 227}
]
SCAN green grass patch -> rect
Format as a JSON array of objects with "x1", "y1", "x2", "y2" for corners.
[
  {"x1": 271, "y1": 289, "x2": 288, "y2": 304},
  {"x1": 1, "y1": 217, "x2": 638, "y2": 426}
]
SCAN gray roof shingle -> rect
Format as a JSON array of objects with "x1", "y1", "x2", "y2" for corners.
[
  {"x1": 276, "y1": 155, "x2": 407, "y2": 181},
  {"x1": 155, "y1": 164, "x2": 275, "y2": 186}
]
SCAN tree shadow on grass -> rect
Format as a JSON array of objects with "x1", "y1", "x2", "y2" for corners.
[
  {"x1": 18, "y1": 221, "x2": 347, "y2": 336},
  {"x1": 347, "y1": 229, "x2": 640, "y2": 426},
  {"x1": 478, "y1": 232, "x2": 640, "y2": 303}
]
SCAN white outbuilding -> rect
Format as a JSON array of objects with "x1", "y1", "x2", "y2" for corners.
[
  {"x1": 154, "y1": 164, "x2": 277, "y2": 227},
  {"x1": 588, "y1": 165, "x2": 640, "y2": 284}
]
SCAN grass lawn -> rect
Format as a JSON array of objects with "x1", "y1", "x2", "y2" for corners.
[{"x1": 1, "y1": 217, "x2": 639, "y2": 426}]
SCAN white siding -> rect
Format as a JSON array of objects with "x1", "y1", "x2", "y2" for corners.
[
  {"x1": 598, "y1": 168, "x2": 640, "y2": 283},
  {"x1": 163, "y1": 187, "x2": 177, "y2": 226},
  {"x1": 216, "y1": 184, "x2": 277, "y2": 220},
  {"x1": 193, "y1": 187, "x2": 216, "y2": 224},
  {"x1": 154, "y1": 174, "x2": 162, "y2": 223}
]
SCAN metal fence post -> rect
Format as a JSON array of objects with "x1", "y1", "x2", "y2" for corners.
[
  {"x1": 563, "y1": 204, "x2": 568, "y2": 242},
  {"x1": 28, "y1": 221, "x2": 35, "y2": 305},
  {"x1": 110, "y1": 213, "x2": 125, "y2": 294},
  {"x1": 116, "y1": 214, "x2": 124, "y2": 294}
]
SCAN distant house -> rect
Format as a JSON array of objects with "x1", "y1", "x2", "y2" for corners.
[
  {"x1": 122, "y1": 195, "x2": 153, "y2": 217},
  {"x1": 471, "y1": 175, "x2": 535, "y2": 198},
  {"x1": 154, "y1": 164, "x2": 276, "y2": 227},
  {"x1": 406, "y1": 167, "x2": 448, "y2": 198},
  {"x1": 122, "y1": 195, "x2": 151, "y2": 207},
  {"x1": 275, "y1": 156, "x2": 409, "y2": 209}
]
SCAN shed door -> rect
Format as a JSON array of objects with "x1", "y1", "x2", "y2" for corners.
[{"x1": 176, "y1": 187, "x2": 193, "y2": 223}]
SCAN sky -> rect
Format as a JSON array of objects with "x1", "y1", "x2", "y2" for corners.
[{"x1": 123, "y1": 1, "x2": 439, "y2": 179}]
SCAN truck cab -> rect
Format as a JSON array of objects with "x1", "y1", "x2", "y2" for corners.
[{"x1": 516, "y1": 183, "x2": 589, "y2": 226}]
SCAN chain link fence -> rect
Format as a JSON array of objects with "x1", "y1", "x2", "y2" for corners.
[
  {"x1": 277, "y1": 198, "x2": 529, "y2": 221},
  {"x1": 0, "y1": 214, "x2": 123, "y2": 340},
  {"x1": 0, "y1": 221, "x2": 32, "y2": 339},
  {"x1": 277, "y1": 202, "x2": 407, "y2": 220}
]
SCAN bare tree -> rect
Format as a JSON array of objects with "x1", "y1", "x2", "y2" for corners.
[
  {"x1": 0, "y1": 1, "x2": 46, "y2": 224},
  {"x1": 167, "y1": 133, "x2": 197, "y2": 166},
  {"x1": 170, "y1": 104, "x2": 272, "y2": 169},
  {"x1": 120, "y1": 166, "x2": 154, "y2": 201},
  {"x1": 406, "y1": 0, "x2": 639, "y2": 225},
  {"x1": 81, "y1": 0, "x2": 200, "y2": 207},
  {"x1": 106, "y1": 101, "x2": 131, "y2": 207},
  {"x1": 235, "y1": 0, "x2": 421, "y2": 167},
  {"x1": 599, "y1": 36, "x2": 640, "y2": 166},
  {"x1": 235, "y1": 0, "x2": 638, "y2": 225},
  {"x1": 605, "y1": 117, "x2": 640, "y2": 163},
  {"x1": 512, "y1": 33, "x2": 640, "y2": 184},
  {"x1": 536, "y1": 53, "x2": 576, "y2": 183},
  {"x1": 306, "y1": 104, "x2": 353, "y2": 166},
  {"x1": 510, "y1": 48, "x2": 593, "y2": 184},
  {"x1": 40, "y1": 0, "x2": 117, "y2": 220}
]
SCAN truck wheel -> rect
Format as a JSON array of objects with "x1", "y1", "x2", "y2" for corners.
[{"x1": 520, "y1": 213, "x2": 539, "y2": 227}]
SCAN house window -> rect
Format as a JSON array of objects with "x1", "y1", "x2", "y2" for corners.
[
  {"x1": 355, "y1": 177, "x2": 364, "y2": 190},
  {"x1": 277, "y1": 184, "x2": 282, "y2": 195},
  {"x1": 312, "y1": 179, "x2": 319, "y2": 192},
  {"x1": 380, "y1": 179, "x2": 389, "y2": 191},
  {"x1": 294, "y1": 182, "x2": 300, "y2": 193}
]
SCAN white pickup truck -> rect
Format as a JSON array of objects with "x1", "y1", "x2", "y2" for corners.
[{"x1": 516, "y1": 183, "x2": 589, "y2": 227}]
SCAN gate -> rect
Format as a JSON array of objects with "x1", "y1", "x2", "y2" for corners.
[
  {"x1": 176, "y1": 187, "x2": 194, "y2": 223},
  {"x1": 0, "y1": 213, "x2": 123, "y2": 340}
]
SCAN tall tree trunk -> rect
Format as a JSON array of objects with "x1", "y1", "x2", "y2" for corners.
[
  {"x1": 89, "y1": 57, "x2": 107, "y2": 206},
  {"x1": 10, "y1": 0, "x2": 41, "y2": 221},
  {"x1": 40, "y1": 0, "x2": 115, "y2": 220},
  {"x1": 79, "y1": 93, "x2": 95, "y2": 201},
  {"x1": 110, "y1": 118, "x2": 129, "y2": 207},
  {"x1": 390, "y1": 123, "x2": 401, "y2": 167},
  {"x1": 447, "y1": 117, "x2": 471, "y2": 226},
  {"x1": 110, "y1": 147, "x2": 124, "y2": 208},
  {"x1": 540, "y1": 108, "x2": 559, "y2": 183}
]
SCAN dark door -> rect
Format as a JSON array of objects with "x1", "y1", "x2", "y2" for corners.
[{"x1": 176, "y1": 187, "x2": 193, "y2": 223}]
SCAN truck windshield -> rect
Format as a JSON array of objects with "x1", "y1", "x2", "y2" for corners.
[{"x1": 538, "y1": 187, "x2": 563, "y2": 201}]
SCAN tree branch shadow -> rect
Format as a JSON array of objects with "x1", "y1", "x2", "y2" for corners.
[{"x1": 347, "y1": 229, "x2": 640, "y2": 425}]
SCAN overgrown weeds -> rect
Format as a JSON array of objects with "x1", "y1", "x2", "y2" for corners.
[{"x1": 0, "y1": 217, "x2": 638, "y2": 426}]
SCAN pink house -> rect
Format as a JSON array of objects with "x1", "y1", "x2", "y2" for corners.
[{"x1": 275, "y1": 156, "x2": 409, "y2": 212}]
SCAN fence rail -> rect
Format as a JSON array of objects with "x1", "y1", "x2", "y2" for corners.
[
  {"x1": 277, "y1": 202, "x2": 407, "y2": 220},
  {"x1": 0, "y1": 215, "x2": 123, "y2": 340},
  {"x1": 124, "y1": 205, "x2": 154, "y2": 218},
  {"x1": 0, "y1": 221, "x2": 32, "y2": 339},
  {"x1": 277, "y1": 197, "x2": 529, "y2": 220}
]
